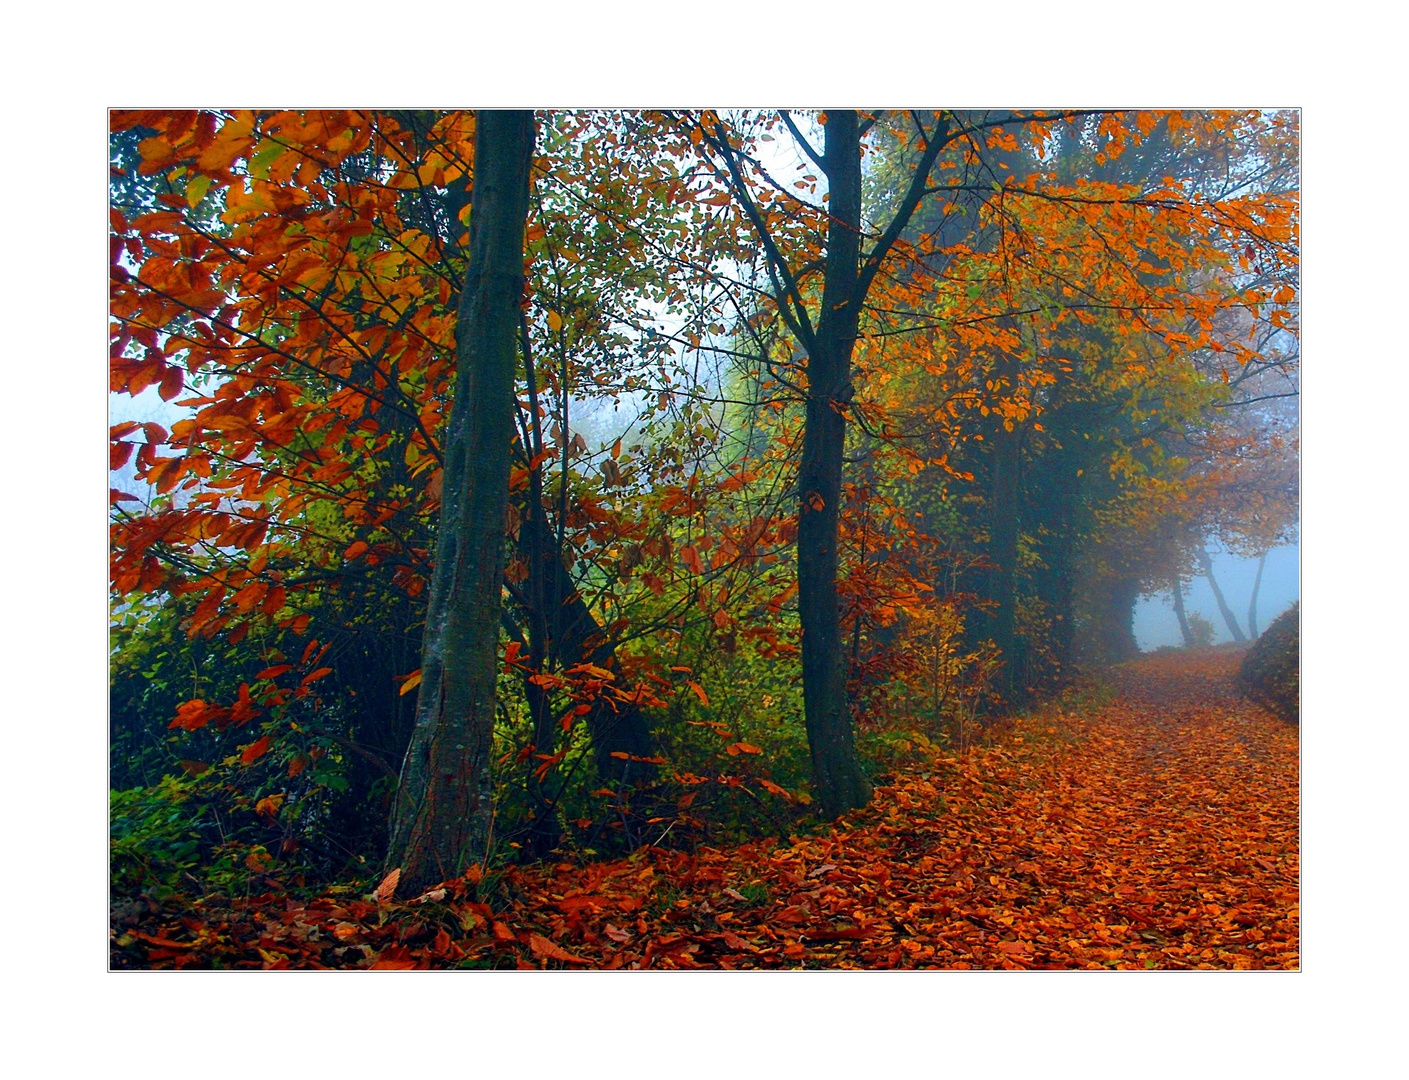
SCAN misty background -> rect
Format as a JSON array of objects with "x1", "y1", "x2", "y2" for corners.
[{"x1": 112, "y1": 386, "x2": 1300, "y2": 653}]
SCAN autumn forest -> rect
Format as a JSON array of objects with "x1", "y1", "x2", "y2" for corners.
[{"x1": 109, "y1": 109, "x2": 1299, "y2": 970}]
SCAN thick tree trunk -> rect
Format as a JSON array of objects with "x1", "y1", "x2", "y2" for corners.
[
  {"x1": 1095, "y1": 576, "x2": 1142, "y2": 662},
  {"x1": 516, "y1": 508, "x2": 656, "y2": 784},
  {"x1": 1247, "y1": 550, "x2": 1267, "y2": 639},
  {"x1": 797, "y1": 110, "x2": 870, "y2": 819},
  {"x1": 1197, "y1": 547, "x2": 1246, "y2": 643},
  {"x1": 387, "y1": 111, "x2": 535, "y2": 897},
  {"x1": 984, "y1": 408, "x2": 1022, "y2": 701},
  {"x1": 1171, "y1": 576, "x2": 1194, "y2": 647}
]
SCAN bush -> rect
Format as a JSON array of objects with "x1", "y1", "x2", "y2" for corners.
[
  {"x1": 1186, "y1": 611, "x2": 1216, "y2": 648},
  {"x1": 1238, "y1": 602, "x2": 1299, "y2": 723}
]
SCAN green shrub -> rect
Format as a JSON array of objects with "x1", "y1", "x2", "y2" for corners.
[
  {"x1": 110, "y1": 778, "x2": 206, "y2": 898},
  {"x1": 1238, "y1": 602, "x2": 1299, "y2": 723}
]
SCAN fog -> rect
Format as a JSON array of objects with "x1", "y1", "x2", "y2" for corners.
[{"x1": 1135, "y1": 542, "x2": 1300, "y2": 650}]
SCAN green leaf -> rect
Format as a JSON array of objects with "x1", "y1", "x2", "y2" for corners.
[
  {"x1": 186, "y1": 175, "x2": 213, "y2": 208},
  {"x1": 249, "y1": 139, "x2": 286, "y2": 180}
]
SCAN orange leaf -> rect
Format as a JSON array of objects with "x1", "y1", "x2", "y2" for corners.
[
  {"x1": 261, "y1": 584, "x2": 287, "y2": 617},
  {"x1": 374, "y1": 867, "x2": 401, "y2": 903},
  {"x1": 240, "y1": 735, "x2": 271, "y2": 765},
  {"x1": 369, "y1": 947, "x2": 419, "y2": 971},
  {"x1": 680, "y1": 545, "x2": 704, "y2": 574},
  {"x1": 255, "y1": 794, "x2": 285, "y2": 817},
  {"x1": 344, "y1": 540, "x2": 369, "y2": 561},
  {"x1": 687, "y1": 681, "x2": 710, "y2": 706},
  {"x1": 170, "y1": 699, "x2": 213, "y2": 731},
  {"x1": 721, "y1": 930, "x2": 759, "y2": 952},
  {"x1": 529, "y1": 932, "x2": 589, "y2": 965}
]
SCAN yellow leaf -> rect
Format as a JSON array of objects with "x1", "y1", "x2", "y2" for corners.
[
  {"x1": 255, "y1": 794, "x2": 285, "y2": 817},
  {"x1": 398, "y1": 669, "x2": 423, "y2": 696},
  {"x1": 547, "y1": 310, "x2": 563, "y2": 332}
]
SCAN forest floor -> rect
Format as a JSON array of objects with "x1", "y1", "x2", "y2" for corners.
[{"x1": 111, "y1": 647, "x2": 1299, "y2": 970}]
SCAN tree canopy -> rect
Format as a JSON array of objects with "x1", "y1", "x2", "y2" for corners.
[{"x1": 110, "y1": 108, "x2": 1298, "y2": 924}]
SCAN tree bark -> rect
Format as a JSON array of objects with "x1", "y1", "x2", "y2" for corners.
[
  {"x1": 1095, "y1": 575, "x2": 1142, "y2": 662},
  {"x1": 516, "y1": 507, "x2": 656, "y2": 783},
  {"x1": 1171, "y1": 576, "x2": 1193, "y2": 647},
  {"x1": 984, "y1": 402, "x2": 1022, "y2": 701},
  {"x1": 386, "y1": 111, "x2": 535, "y2": 897},
  {"x1": 1247, "y1": 549, "x2": 1267, "y2": 639},
  {"x1": 796, "y1": 110, "x2": 870, "y2": 819},
  {"x1": 1197, "y1": 547, "x2": 1246, "y2": 643},
  {"x1": 704, "y1": 109, "x2": 950, "y2": 819}
]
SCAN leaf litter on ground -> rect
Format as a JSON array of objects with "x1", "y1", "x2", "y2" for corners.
[{"x1": 111, "y1": 648, "x2": 1297, "y2": 970}]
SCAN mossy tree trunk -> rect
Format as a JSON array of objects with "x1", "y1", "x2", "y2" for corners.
[{"x1": 387, "y1": 111, "x2": 536, "y2": 897}]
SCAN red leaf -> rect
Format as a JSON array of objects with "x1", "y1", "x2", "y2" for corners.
[{"x1": 158, "y1": 365, "x2": 184, "y2": 401}]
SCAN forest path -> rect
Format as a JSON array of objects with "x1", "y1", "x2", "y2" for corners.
[
  {"x1": 498, "y1": 645, "x2": 1301, "y2": 970},
  {"x1": 116, "y1": 647, "x2": 1299, "y2": 970}
]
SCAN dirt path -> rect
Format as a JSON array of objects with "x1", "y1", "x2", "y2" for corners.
[
  {"x1": 932, "y1": 646, "x2": 1301, "y2": 970},
  {"x1": 114, "y1": 647, "x2": 1299, "y2": 969},
  {"x1": 544, "y1": 645, "x2": 1301, "y2": 970},
  {"x1": 671, "y1": 644, "x2": 1301, "y2": 970}
]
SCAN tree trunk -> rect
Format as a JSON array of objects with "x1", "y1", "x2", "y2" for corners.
[
  {"x1": 386, "y1": 111, "x2": 535, "y2": 897},
  {"x1": 797, "y1": 110, "x2": 870, "y2": 819},
  {"x1": 1247, "y1": 550, "x2": 1267, "y2": 639},
  {"x1": 707, "y1": 109, "x2": 949, "y2": 818},
  {"x1": 1095, "y1": 575, "x2": 1142, "y2": 662},
  {"x1": 516, "y1": 508, "x2": 656, "y2": 784},
  {"x1": 1197, "y1": 547, "x2": 1245, "y2": 643},
  {"x1": 984, "y1": 405, "x2": 1022, "y2": 701},
  {"x1": 1099, "y1": 580, "x2": 1144, "y2": 664},
  {"x1": 1171, "y1": 576, "x2": 1193, "y2": 647}
]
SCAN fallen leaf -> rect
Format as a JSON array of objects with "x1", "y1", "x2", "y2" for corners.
[{"x1": 374, "y1": 868, "x2": 401, "y2": 903}]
